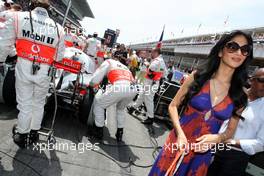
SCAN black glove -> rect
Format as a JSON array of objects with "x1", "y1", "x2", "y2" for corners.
[
  {"x1": 148, "y1": 73, "x2": 154, "y2": 79},
  {"x1": 147, "y1": 69, "x2": 155, "y2": 79},
  {"x1": 5, "y1": 55, "x2": 17, "y2": 64}
]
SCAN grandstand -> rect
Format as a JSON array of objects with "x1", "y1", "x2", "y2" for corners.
[
  {"x1": 13, "y1": 0, "x2": 94, "y2": 27},
  {"x1": 131, "y1": 27, "x2": 264, "y2": 72}
]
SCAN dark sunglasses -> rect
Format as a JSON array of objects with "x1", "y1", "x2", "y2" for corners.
[
  {"x1": 252, "y1": 77, "x2": 264, "y2": 83},
  {"x1": 225, "y1": 41, "x2": 252, "y2": 56}
]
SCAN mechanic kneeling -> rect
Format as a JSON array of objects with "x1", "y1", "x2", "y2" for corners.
[
  {"x1": 0, "y1": 0, "x2": 65, "y2": 148},
  {"x1": 89, "y1": 56, "x2": 138, "y2": 142}
]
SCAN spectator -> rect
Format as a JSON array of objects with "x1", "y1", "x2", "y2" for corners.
[
  {"x1": 114, "y1": 44, "x2": 128, "y2": 66},
  {"x1": 136, "y1": 50, "x2": 148, "y2": 83},
  {"x1": 128, "y1": 50, "x2": 139, "y2": 77}
]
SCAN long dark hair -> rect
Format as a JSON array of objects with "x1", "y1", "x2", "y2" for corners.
[{"x1": 181, "y1": 30, "x2": 253, "y2": 116}]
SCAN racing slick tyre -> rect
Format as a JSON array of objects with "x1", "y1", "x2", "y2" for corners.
[
  {"x1": 79, "y1": 87, "x2": 95, "y2": 124},
  {"x1": 2, "y1": 66, "x2": 16, "y2": 106}
]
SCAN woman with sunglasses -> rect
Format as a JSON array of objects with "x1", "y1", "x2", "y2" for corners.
[{"x1": 149, "y1": 30, "x2": 253, "y2": 176}]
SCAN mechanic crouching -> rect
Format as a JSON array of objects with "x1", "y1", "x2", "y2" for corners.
[
  {"x1": 0, "y1": 0, "x2": 65, "y2": 148},
  {"x1": 88, "y1": 55, "x2": 138, "y2": 142}
]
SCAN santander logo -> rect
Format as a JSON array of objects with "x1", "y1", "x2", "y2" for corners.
[{"x1": 62, "y1": 58, "x2": 81, "y2": 70}]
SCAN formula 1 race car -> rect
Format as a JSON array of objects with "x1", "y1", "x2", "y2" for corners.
[
  {"x1": 0, "y1": 47, "x2": 96, "y2": 124},
  {"x1": 45, "y1": 47, "x2": 96, "y2": 124}
]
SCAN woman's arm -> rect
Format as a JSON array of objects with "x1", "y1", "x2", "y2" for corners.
[
  {"x1": 195, "y1": 116, "x2": 240, "y2": 153},
  {"x1": 168, "y1": 72, "x2": 195, "y2": 144}
]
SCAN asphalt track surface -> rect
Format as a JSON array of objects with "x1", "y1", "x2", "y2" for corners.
[{"x1": 0, "y1": 103, "x2": 170, "y2": 176}]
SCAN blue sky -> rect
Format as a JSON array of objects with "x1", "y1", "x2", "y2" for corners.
[{"x1": 81, "y1": 0, "x2": 264, "y2": 44}]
